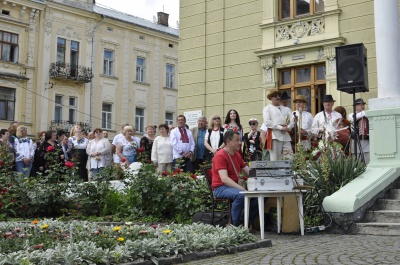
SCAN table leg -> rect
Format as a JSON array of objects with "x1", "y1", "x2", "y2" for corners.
[
  {"x1": 277, "y1": 196, "x2": 282, "y2": 234},
  {"x1": 298, "y1": 193, "x2": 304, "y2": 236},
  {"x1": 258, "y1": 196, "x2": 265, "y2": 240},
  {"x1": 244, "y1": 195, "x2": 250, "y2": 228}
]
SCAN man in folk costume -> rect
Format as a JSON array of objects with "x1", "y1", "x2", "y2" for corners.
[
  {"x1": 348, "y1": 98, "x2": 370, "y2": 164},
  {"x1": 292, "y1": 95, "x2": 314, "y2": 150},
  {"x1": 263, "y1": 89, "x2": 294, "y2": 161},
  {"x1": 170, "y1": 115, "x2": 195, "y2": 172},
  {"x1": 311, "y1": 95, "x2": 342, "y2": 139}
]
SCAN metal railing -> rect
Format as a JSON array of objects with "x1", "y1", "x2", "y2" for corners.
[
  {"x1": 49, "y1": 62, "x2": 93, "y2": 83},
  {"x1": 49, "y1": 120, "x2": 91, "y2": 136}
]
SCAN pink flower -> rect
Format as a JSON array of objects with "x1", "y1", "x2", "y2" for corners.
[{"x1": 151, "y1": 224, "x2": 158, "y2": 229}]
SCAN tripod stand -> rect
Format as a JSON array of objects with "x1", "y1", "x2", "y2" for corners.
[{"x1": 345, "y1": 92, "x2": 365, "y2": 164}]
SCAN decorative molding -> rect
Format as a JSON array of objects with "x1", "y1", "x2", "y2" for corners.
[
  {"x1": 260, "y1": 56, "x2": 275, "y2": 83},
  {"x1": 19, "y1": 6, "x2": 26, "y2": 20},
  {"x1": 324, "y1": 46, "x2": 336, "y2": 75},
  {"x1": 276, "y1": 18, "x2": 325, "y2": 41},
  {"x1": 317, "y1": 48, "x2": 325, "y2": 60},
  {"x1": 133, "y1": 48, "x2": 150, "y2": 58},
  {"x1": 29, "y1": 9, "x2": 39, "y2": 24},
  {"x1": 101, "y1": 39, "x2": 120, "y2": 47},
  {"x1": 275, "y1": 56, "x2": 283, "y2": 67},
  {"x1": 44, "y1": 9, "x2": 53, "y2": 35},
  {"x1": 0, "y1": 24, "x2": 20, "y2": 32},
  {"x1": 57, "y1": 26, "x2": 81, "y2": 40}
]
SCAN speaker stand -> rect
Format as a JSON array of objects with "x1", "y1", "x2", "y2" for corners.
[{"x1": 351, "y1": 90, "x2": 365, "y2": 164}]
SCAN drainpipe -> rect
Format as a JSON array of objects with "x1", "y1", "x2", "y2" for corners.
[{"x1": 89, "y1": 14, "x2": 106, "y2": 129}]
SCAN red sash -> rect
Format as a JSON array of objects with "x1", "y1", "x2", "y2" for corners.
[{"x1": 264, "y1": 128, "x2": 273, "y2": 150}]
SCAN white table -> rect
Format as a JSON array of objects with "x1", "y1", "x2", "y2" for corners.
[{"x1": 240, "y1": 190, "x2": 305, "y2": 239}]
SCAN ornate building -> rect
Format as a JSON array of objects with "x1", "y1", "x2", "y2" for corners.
[
  {"x1": 178, "y1": 0, "x2": 377, "y2": 125},
  {"x1": 0, "y1": 0, "x2": 178, "y2": 137}
]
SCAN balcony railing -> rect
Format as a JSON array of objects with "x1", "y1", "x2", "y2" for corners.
[
  {"x1": 49, "y1": 120, "x2": 91, "y2": 136},
  {"x1": 49, "y1": 62, "x2": 93, "y2": 83}
]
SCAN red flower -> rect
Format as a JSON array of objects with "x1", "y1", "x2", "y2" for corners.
[
  {"x1": 121, "y1": 158, "x2": 126, "y2": 163},
  {"x1": 2, "y1": 188, "x2": 7, "y2": 193},
  {"x1": 47, "y1": 146, "x2": 54, "y2": 152},
  {"x1": 33, "y1": 244, "x2": 43, "y2": 249},
  {"x1": 0, "y1": 202, "x2": 2, "y2": 208},
  {"x1": 138, "y1": 148, "x2": 144, "y2": 153},
  {"x1": 233, "y1": 127, "x2": 238, "y2": 132},
  {"x1": 162, "y1": 171, "x2": 168, "y2": 176},
  {"x1": 190, "y1": 174, "x2": 197, "y2": 180},
  {"x1": 242, "y1": 176, "x2": 248, "y2": 181},
  {"x1": 0, "y1": 161, "x2": 4, "y2": 166},
  {"x1": 225, "y1": 125, "x2": 229, "y2": 129},
  {"x1": 11, "y1": 199, "x2": 17, "y2": 203},
  {"x1": 175, "y1": 168, "x2": 182, "y2": 174},
  {"x1": 65, "y1": 161, "x2": 75, "y2": 168}
]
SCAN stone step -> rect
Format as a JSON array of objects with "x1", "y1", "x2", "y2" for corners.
[
  {"x1": 364, "y1": 210, "x2": 400, "y2": 223},
  {"x1": 376, "y1": 199, "x2": 400, "y2": 210},
  {"x1": 356, "y1": 223, "x2": 400, "y2": 236},
  {"x1": 388, "y1": 189, "x2": 400, "y2": 200}
]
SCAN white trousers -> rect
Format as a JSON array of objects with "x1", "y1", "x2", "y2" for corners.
[{"x1": 270, "y1": 140, "x2": 292, "y2": 161}]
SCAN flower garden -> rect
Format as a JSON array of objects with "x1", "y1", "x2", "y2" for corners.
[{"x1": 0, "y1": 140, "x2": 366, "y2": 264}]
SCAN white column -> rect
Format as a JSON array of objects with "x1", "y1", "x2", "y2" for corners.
[{"x1": 374, "y1": 0, "x2": 400, "y2": 98}]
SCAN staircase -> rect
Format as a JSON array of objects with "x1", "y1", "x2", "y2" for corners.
[{"x1": 357, "y1": 186, "x2": 400, "y2": 236}]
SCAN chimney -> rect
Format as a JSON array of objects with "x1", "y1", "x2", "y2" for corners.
[{"x1": 157, "y1": 12, "x2": 169, "y2": 27}]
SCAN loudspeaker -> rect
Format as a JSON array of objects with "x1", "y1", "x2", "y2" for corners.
[{"x1": 336, "y1": 43, "x2": 369, "y2": 93}]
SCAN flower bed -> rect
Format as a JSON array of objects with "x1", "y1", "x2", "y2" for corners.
[{"x1": 0, "y1": 219, "x2": 258, "y2": 264}]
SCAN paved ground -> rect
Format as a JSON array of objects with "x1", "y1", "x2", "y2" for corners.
[{"x1": 184, "y1": 232, "x2": 400, "y2": 265}]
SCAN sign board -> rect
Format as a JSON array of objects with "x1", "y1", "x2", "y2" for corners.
[{"x1": 184, "y1": 110, "x2": 202, "y2": 129}]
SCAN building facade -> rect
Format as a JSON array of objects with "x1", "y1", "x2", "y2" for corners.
[
  {"x1": 178, "y1": 0, "x2": 379, "y2": 128},
  {"x1": 0, "y1": 0, "x2": 179, "y2": 138}
]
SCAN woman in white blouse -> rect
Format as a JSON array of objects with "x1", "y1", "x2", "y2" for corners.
[
  {"x1": 67, "y1": 125, "x2": 89, "y2": 181},
  {"x1": 86, "y1": 128, "x2": 112, "y2": 179},
  {"x1": 14, "y1": 125, "x2": 35, "y2": 177},
  {"x1": 204, "y1": 114, "x2": 225, "y2": 162},
  {"x1": 151, "y1": 124, "x2": 173, "y2": 172}
]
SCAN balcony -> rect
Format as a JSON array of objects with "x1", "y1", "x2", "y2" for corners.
[
  {"x1": 49, "y1": 120, "x2": 91, "y2": 136},
  {"x1": 49, "y1": 62, "x2": 93, "y2": 83}
]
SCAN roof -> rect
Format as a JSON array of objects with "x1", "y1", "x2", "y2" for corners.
[{"x1": 93, "y1": 5, "x2": 179, "y2": 38}]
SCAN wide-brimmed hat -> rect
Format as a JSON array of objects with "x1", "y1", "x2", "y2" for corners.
[
  {"x1": 281, "y1": 91, "x2": 291, "y2": 100},
  {"x1": 354, "y1": 98, "x2": 366, "y2": 105},
  {"x1": 293, "y1": 95, "x2": 307, "y2": 103},
  {"x1": 267, "y1": 89, "x2": 282, "y2": 100},
  {"x1": 321, "y1": 94, "x2": 336, "y2": 102}
]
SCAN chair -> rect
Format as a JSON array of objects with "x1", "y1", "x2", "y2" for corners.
[{"x1": 202, "y1": 167, "x2": 232, "y2": 226}]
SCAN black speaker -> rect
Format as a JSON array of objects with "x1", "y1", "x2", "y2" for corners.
[{"x1": 336, "y1": 43, "x2": 369, "y2": 93}]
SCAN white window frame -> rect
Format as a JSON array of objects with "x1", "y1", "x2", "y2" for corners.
[
  {"x1": 166, "y1": 64, "x2": 175, "y2": 88},
  {"x1": 136, "y1": 57, "x2": 146, "y2": 82},
  {"x1": 165, "y1": 112, "x2": 174, "y2": 125},
  {"x1": 102, "y1": 103, "x2": 112, "y2": 130},
  {"x1": 135, "y1": 108, "x2": 145, "y2": 132},
  {"x1": 68, "y1": 97, "x2": 77, "y2": 124},
  {"x1": 103, "y1": 49, "x2": 114, "y2": 76},
  {"x1": 54, "y1": 95, "x2": 63, "y2": 121}
]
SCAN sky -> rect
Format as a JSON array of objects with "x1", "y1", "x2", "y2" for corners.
[{"x1": 95, "y1": 0, "x2": 180, "y2": 28}]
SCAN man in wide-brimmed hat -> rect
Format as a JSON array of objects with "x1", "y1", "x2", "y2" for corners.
[
  {"x1": 348, "y1": 98, "x2": 370, "y2": 164},
  {"x1": 292, "y1": 95, "x2": 314, "y2": 150},
  {"x1": 311, "y1": 94, "x2": 342, "y2": 137},
  {"x1": 262, "y1": 89, "x2": 294, "y2": 160}
]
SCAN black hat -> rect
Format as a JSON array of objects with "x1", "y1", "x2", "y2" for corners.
[
  {"x1": 281, "y1": 91, "x2": 291, "y2": 100},
  {"x1": 354, "y1": 98, "x2": 366, "y2": 105},
  {"x1": 321, "y1": 94, "x2": 335, "y2": 102}
]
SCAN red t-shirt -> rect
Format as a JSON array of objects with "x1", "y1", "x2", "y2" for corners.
[{"x1": 211, "y1": 149, "x2": 246, "y2": 190}]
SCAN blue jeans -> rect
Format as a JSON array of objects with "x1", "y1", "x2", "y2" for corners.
[
  {"x1": 15, "y1": 160, "x2": 32, "y2": 178},
  {"x1": 126, "y1": 155, "x2": 136, "y2": 164},
  {"x1": 91, "y1": 167, "x2": 104, "y2": 179},
  {"x1": 173, "y1": 157, "x2": 192, "y2": 173},
  {"x1": 213, "y1": 185, "x2": 258, "y2": 226}
]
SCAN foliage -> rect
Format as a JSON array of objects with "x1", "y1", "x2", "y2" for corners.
[
  {"x1": 292, "y1": 140, "x2": 366, "y2": 226},
  {"x1": 0, "y1": 219, "x2": 257, "y2": 264}
]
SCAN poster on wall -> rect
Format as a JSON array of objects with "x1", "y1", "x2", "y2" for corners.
[{"x1": 184, "y1": 110, "x2": 202, "y2": 129}]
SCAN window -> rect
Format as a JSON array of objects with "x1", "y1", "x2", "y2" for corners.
[
  {"x1": 70, "y1": 41, "x2": 79, "y2": 77},
  {"x1": 136, "y1": 57, "x2": 146, "y2": 82},
  {"x1": 165, "y1": 113, "x2": 174, "y2": 125},
  {"x1": 2, "y1": 10, "x2": 10, "y2": 15},
  {"x1": 102, "y1": 103, "x2": 112, "y2": 129},
  {"x1": 166, "y1": 64, "x2": 175, "y2": 88},
  {"x1": 0, "y1": 87, "x2": 15, "y2": 121},
  {"x1": 103, "y1": 49, "x2": 114, "y2": 76},
  {"x1": 278, "y1": 64, "x2": 326, "y2": 115},
  {"x1": 135, "y1": 108, "x2": 144, "y2": 132},
  {"x1": 68, "y1": 97, "x2": 77, "y2": 124},
  {"x1": 54, "y1": 95, "x2": 63, "y2": 121},
  {"x1": 279, "y1": 0, "x2": 324, "y2": 20},
  {"x1": 56, "y1": 37, "x2": 66, "y2": 64},
  {"x1": 0, "y1": 30, "x2": 19, "y2": 63}
]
